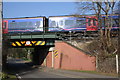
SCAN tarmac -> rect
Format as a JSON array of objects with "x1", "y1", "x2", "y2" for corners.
[{"x1": 42, "y1": 67, "x2": 118, "y2": 78}]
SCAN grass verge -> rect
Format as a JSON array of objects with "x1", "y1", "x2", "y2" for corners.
[
  {"x1": 69, "y1": 70, "x2": 118, "y2": 77},
  {"x1": 0, "y1": 72, "x2": 17, "y2": 80}
]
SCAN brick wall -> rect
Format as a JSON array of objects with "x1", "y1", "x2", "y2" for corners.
[{"x1": 46, "y1": 41, "x2": 96, "y2": 71}]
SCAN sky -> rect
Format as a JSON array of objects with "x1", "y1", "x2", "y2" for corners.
[
  {"x1": 3, "y1": 1, "x2": 119, "y2": 18},
  {"x1": 3, "y1": 2, "x2": 78, "y2": 18}
]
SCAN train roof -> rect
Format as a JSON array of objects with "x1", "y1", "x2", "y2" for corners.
[
  {"x1": 3, "y1": 16, "x2": 46, "y2": 20},
  {"x1": 48, "y1": 15, "x2": 96, "y2": 18},
  {"x1": 49, "y1": 14, "x2": 119, "y2": 18}
]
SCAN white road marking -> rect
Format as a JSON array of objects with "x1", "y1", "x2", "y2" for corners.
[{"x1": 16, "y1": 74, "x2": 22, "y2": 79}]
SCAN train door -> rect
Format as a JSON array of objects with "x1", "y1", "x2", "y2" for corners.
[
  {"x1": 2, "y1": 20, "x2": 8, "y2": 34},
  {"x1": 86, "y1": 16, "x2": 98, "y2": 31}
]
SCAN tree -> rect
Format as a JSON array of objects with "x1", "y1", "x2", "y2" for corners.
[
  {"x1": 76, "y1": 1, "x2": 118, "y2": 56},
  {"x1": 94, "y1": 2, "x2": 118, "y2": 56},
  {"x1": 76, "y1": 1, "x2": 119, "y2": 73}
]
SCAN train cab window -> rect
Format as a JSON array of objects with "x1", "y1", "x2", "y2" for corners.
[
  {"x1": 87, "y1": 18, "x2": 91, "y2": 26},
  {"x1": 93, "y1": 18, "x2": 97, "y2": 26},
  {"x1": 51, "y1": 21, "x2": 57, "y2": 27},
  {"x1": 65, "y1": 20, "x2": 74, "y2": 26},
  {"x1": 3, "y1": 22, "x2": 7, "y2": 29}
]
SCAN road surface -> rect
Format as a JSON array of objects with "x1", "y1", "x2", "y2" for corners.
[{"x1": 5, "y1": 59, "x2": 118, "y2": 79}]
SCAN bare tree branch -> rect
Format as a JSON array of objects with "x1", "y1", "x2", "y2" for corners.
[{"x1": 96, "y1": 2, "x2": 107, "y2": 14}]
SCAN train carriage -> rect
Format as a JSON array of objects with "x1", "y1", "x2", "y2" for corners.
[
  {"x1": 48, "y1": 15, "x2": 98, "y2": 32},
  {"x1": 3, "y1": 16, "x2": 47, "y2": 34}
]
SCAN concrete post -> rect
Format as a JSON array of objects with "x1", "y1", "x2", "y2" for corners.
[
  {"x1": 27, "y1": 50, "x2": 31, "y2": 60},
  {"x1": 43, "y1": 58, "x2": 46, "y2": 67},
  {"x1": 116, "y1": 54, "x2": 118, "y2": 74},
  {"x1": 52, "y1": 50, "x2": 54, "y2": 68}
]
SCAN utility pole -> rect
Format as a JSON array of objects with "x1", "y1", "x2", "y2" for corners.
[
  {"x1": 0, "y1": 0, "x2": 2, "y2": 72},
  {"x1": 1, "y1": 0, "x2": 9, "y2": 71},
  {"x1": 118, "y1": 2, "x2": 120, "y2": 77}
]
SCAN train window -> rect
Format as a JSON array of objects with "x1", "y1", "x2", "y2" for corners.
[
  {"x1": 76, "y1": 19, "x2": 86, "y2": 27},
  {"x1": 101, "y1": 18, "x2": 105, "y2": 27},
  {"x1": 17, "y1": 22, "x2": 25, "y2": 29},
  {"x1": 112, "y1": 19, "x2": 119, "y2": 26},
  {"x1": 27, "y1": 22, "x2": 34, "y2": 29},
  {"x1": 20, "y1": 21, "x2": 35, "y2": 29},
  {"x1": 65, "y1": 20, "x2": 74, "y2": 26},
  {"x1": 35, "y1": 21, "x2": 41, "y2": 28},
  {"x1": 59, "y1": 20, "x2": 63, "y2": 26},
  {"x1": 9, "y1": 20, "x2": 42, "y2": 30},
  {"x1": 28, "y1": 22, "x2": 33, "y2": 27},
  {"x1": 51, "y1": 21, "x2": 56, "y2": 27},
  {"x1": 93, "y1": 18, "x2": 97, "y2": 26},
  {"x1": 20, "y1": 22, "x2": 27, "y2": 27},
  {"x1": 9, "y1": 22, "x2": 17, "y2": 29}
]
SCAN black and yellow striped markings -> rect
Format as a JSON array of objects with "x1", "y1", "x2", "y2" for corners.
[
  {"x1": 16, "y1": 41, "x2": 22, "y2": 46},
  {"x1": 21, "y1": 41, "x2": 26, "y2": 44},
  {"x1": 35, "y1": 41, "x2": 45, "y2": 46},
  {"x1": 12, "y1": 41, "x2": 22, "y2": 46},
  {"x1": 31, "y1": 41, "x2": 36, "y2": 44},
  {"x1": 54, "y1": 50, "x2": 58, "y2": 58},
  {"x1": 11, "y1": 41, "x2": 45, "y2": 47},
  {"x1": 12, "y1": 43, "x2": 16, "y2": 46}
]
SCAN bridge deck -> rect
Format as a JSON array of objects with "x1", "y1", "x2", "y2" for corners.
[{"x1": 4, "y1": 33, "x2": 59, "y2": 47}]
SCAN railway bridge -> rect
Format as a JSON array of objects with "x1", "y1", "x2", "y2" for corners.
[{"x1": 3, "y1": 32, "x2": 60, "y2": 65}]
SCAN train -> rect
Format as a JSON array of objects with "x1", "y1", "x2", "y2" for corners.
[
  {"x1": 2, "y1": 15, "x2": 119, "y2": 36},
  {"x1": 3, "y1": 16, "x2": 47, "y2": 34}
]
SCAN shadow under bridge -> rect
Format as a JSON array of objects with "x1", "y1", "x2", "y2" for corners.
[{"x1": 6, "y1": 32, "x2": 60, "y2": 65}]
